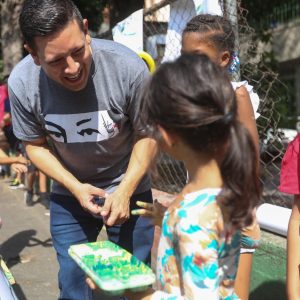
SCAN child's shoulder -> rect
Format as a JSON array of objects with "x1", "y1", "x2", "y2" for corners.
[{"x1": 167, "y1": 188, "x2": 223, "y2": 224}]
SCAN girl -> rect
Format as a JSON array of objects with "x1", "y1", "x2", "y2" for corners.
[
  {"x1": 181, "y1": 14, "x2": 260, "y2": 149},
  {"x1": 181, "y1": 14, "x2": 261, "y2": 299},
  {"x1": 279, "y1": 134, "x2": 300, "y2": 299},
  {"x1": 111, "y1": 53, "x2": 260, "y2": 299}
]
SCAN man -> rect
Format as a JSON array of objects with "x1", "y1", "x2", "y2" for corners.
[{"x1": 9, "y1": 0, "x2": 157, "y2": 299}]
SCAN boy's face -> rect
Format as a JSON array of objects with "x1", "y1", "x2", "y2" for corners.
[
  {"x1": 181, "y1": 32, "x2": 230, "y2": 68},
  {"x1": 26, "y1": 19, "x2": 92, "y2": 92}
]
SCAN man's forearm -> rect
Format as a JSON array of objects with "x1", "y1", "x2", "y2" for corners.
[
  {"x1": 24, "y1": 141, "x2": 81, "y2": 195},
  {"x1": 117, "y1": 137, "x2": 158, "y2": 196}
]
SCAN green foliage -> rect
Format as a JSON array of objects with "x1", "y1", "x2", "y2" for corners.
[
  {"x1": 241, "y1": 1, "x2": 297, "y2": 130},
  {"x1": 0, "y1": 60, "x2": 5, "y2": 82},
  {"x1": 73, "y1": 0, "x2": 106, "y2": 32},
  {"x1": 242, "y1": 0, "x2": 300, "y2": 31}
]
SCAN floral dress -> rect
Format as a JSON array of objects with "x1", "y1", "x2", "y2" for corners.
[{"x1": 151, "y1": 188, "x2": 241, "y2": 300}]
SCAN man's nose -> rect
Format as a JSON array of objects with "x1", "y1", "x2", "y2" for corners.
[{"x1": 65, "y1": 56, "x2": 80, "y2": 74}]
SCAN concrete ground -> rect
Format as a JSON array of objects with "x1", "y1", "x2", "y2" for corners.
[
  {"x1": 0, "y1": 178, "x2": 116, "y2": 300},
  {"x1": 0, "y1": 178, "x2": 288, "y2": 299},
  {"x1": 0, "y1": 177, "x2": 58, "y2": 299}
]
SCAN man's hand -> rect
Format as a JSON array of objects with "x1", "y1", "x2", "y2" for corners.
[
  {"x1": 73, "y1": 183, "x2": 107, "y2": 215},
  {"x1": 85, "y1": 277, "x2": 154, "y2": 300},
  {"x1": 131, "y1": 199, "x2": 167, "y2": 227},
  {"x1": 100, "y1": 189, "x2": 131, "y2": 226},
  {"x1": 86, "y1": 277, "x2": 97, "y2": 290}
]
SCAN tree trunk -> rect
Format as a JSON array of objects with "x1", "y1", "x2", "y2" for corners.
[{"x1": 1, "y1": 0, "x2": 24, "y2": 76}]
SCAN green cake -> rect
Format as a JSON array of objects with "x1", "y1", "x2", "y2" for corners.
[{"x1": 68, "y1": 240, "x2": 155, "y2": 295}]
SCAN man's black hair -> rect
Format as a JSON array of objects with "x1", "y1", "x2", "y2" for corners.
[{"x1": 19, "y1": 0, "x2": 84, "y2": 49}]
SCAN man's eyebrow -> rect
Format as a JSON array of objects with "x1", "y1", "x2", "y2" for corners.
[
  {"x1": 45, "y1": 55, "x2": 64, "y2": 64},
  {"x1": 46, "y1": 46, "x2": 85, "y2": 64},
  {"x1": 76, "y1": 118, "x2": 92, "y2": 126}
]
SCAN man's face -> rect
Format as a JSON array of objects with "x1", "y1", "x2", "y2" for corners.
[{"x1": 27, "y1": 19, "x2": 92, "y2": 92}]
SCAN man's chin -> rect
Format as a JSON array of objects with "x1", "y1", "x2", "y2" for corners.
[{"x1": 61, "y1": 78, "x2": 88, "y2": 92}]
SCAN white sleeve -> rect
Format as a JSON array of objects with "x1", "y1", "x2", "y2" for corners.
[{"x1": 231, "y1": 81, "x2": 260, "y2": 119}]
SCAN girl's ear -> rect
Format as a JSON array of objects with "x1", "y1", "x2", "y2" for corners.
[
  {"x1": 219, "y1": 51, "x2": 231, "y2": 68},
  {"x1": 158, "y1": 125, "x2": 177, "y2": 148}
]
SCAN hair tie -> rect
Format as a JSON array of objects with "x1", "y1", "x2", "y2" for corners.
[
  {"x1": 223, "y1": 112, "x2": 234, "y2": 125},
  {"x1": 228, "y1": 52, "x2": 240, "y2": 74}
]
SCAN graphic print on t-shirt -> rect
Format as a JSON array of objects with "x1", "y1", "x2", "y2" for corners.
[{"x1": 44, "y1": 110, "x2": 120, "y2": 143}]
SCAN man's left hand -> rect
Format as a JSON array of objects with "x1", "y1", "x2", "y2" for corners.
[{"x1": 100, "y1": 189, "x2": 131, "y2": 226}]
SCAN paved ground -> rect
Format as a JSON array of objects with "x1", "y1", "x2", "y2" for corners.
[
  {"x1": 0, "y1": 178, "x2": 118, "y2": 300},
  {"x1": 0, "y1": 177, "x2": 288, "y2": 299},
  {"x1": 0, "y1": 177, "x2": 58, "y2": 299}
]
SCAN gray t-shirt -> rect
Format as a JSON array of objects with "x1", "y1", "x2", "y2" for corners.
[{"x1": 8, "y1": 39, "x2": 151, "y2": 195}]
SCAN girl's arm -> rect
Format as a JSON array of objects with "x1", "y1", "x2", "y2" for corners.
[
  {"x1": 131, "y1": 200, "x2": 168, "y2": 227},
  {"x1": 235, "y1": 86, "x2": 260, "y2": 154},
  {"x1": 0, "y1": 148, "x2": 28, "y2": 165},
  {"x1": 287, "y1": 195, "x2": 300, "y2": 300}
]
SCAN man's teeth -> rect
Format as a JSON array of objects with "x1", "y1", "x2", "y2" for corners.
[{"x1": 67, "y1": 72, "x2": 80, "y2": 80}]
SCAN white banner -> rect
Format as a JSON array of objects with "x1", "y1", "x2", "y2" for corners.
[
  {"x1": 162, "y1": 0, "x2": 222, "y2": 62},
  {"x1": 112, "y1": 9, "x2": 143, "y2": 53}
]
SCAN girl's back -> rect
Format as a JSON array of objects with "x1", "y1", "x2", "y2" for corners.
[{"x1": 157, "y1": 188, "x2": 240, "y2": 299}]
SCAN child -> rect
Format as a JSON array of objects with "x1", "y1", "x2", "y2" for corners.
[
  {"x1": 181, "y1": 14, "x2": 261, "y2": 299},
  {"x1": 279, "y1": 133, "x2": 300, "y2": 299},
  {"x1": 0, "y1": 148, "x2": 28, "y2": 174},
  {"x1": 88, "y1": 54, "x2": 261, "y2": 298}
]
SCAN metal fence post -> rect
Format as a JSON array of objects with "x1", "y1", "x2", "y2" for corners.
[{"x1": 224, "y1": 0, "x2": 240, "y2": 81}]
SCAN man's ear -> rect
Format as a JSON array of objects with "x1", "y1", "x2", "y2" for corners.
[
  {"x1": 219, "y1": 50, "x2": 231, "y2": 68},
  {"x1": 24, "y1": 43, "x2": 40, "y2": 66},
  {"x1": 83, "y1": 19, "x2": 91, "y2": 44},
  {"x1": 83, "y1": 19, "x2": 89, "y2": 35},
  {"x1": 158, "y1": 125, "x2": 177, "y2": 148}
]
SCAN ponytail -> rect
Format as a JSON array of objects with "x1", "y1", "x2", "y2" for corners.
[{"x1": 219, "y1": 121, "x2": 261, "y2": 229}]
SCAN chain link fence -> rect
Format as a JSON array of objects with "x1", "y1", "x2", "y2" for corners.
[{"x1": 142, "y1": 0, "x2": 294, "y2": 208}]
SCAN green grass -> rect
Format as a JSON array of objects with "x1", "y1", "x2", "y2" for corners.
[{"x1": 250, "y1": 241, "x2": 287, "y2": 300}]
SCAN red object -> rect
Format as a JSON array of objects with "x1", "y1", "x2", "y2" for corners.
[
  {"x1": 279, "y1": 133, "x2": 300, "y2": 195},
  {"x1": 0, "y1": 84, "x2": 8, "y2": 125}
]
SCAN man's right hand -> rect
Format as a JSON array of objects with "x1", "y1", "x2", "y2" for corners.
[{"x1": 73, "y1": 183, "x2": 107, "y2": 215}]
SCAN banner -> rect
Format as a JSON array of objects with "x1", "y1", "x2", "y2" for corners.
[
  {"x1": 112, "y1": 9, "x2": 143, "y2": 53},
  {"x1": 162, "y1": 0, "x2": 222, "y2": 62}
]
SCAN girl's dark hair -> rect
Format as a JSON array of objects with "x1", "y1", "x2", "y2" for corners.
[
  {"x1": 19, "y1": 0, "x2": 84, "y2": 49},
  {"x1": 183, "y1": 14, "x2": 235, "y2": 56},
  {"x1": 140, "y1": 54, "x2": 260, "y2": 229}
]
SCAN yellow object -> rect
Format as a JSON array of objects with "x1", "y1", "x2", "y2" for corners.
[
  {"x1": 0, "y1": 257, "x2": 16, "y2": 285},
  {"x1": 138, "y1": 51, "x2": 156, "y2": 73}
]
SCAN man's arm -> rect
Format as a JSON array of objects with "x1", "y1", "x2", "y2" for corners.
[
  {"x1": 101, "y1": 137, "x2": 158, "y2": 226},
  {"x1": 24, "y1": 137, "x2": 106, "y2": 214}
]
